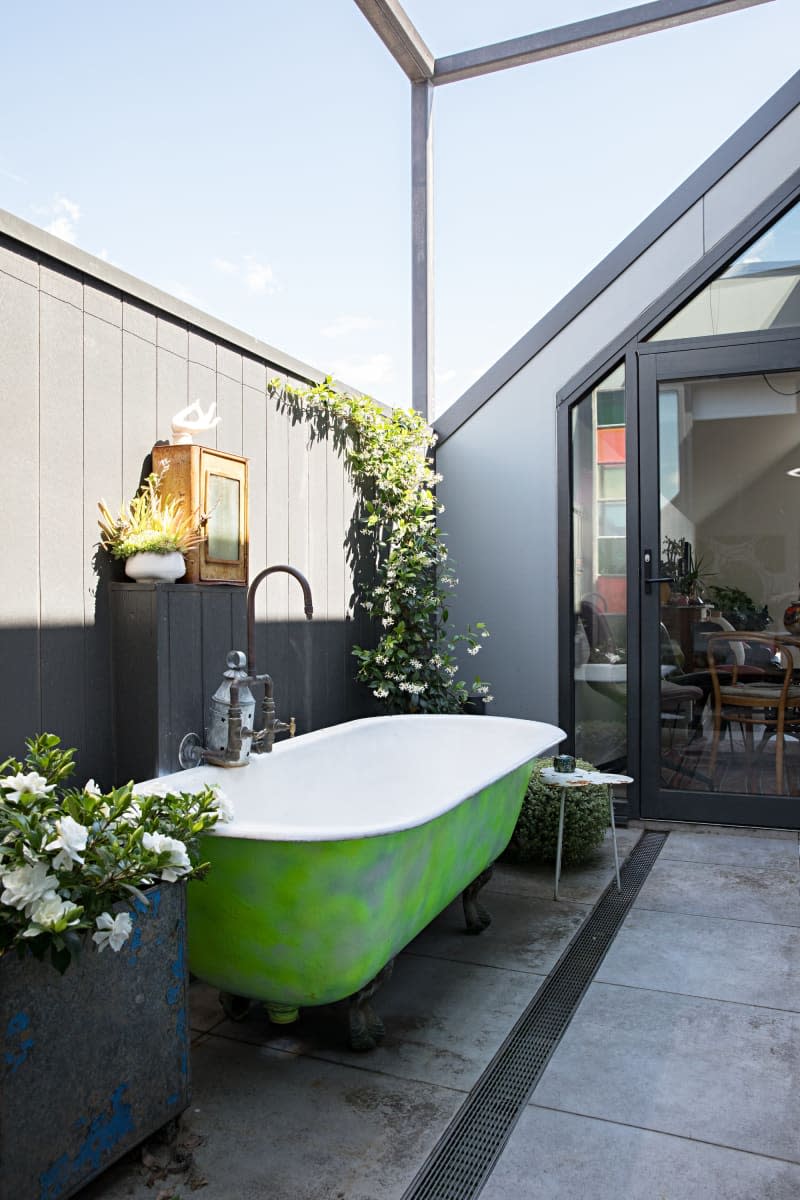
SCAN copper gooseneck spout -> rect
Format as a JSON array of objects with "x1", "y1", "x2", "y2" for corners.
[{"x1": 246, "y1": 564, "x2": 314, "y2": 676}]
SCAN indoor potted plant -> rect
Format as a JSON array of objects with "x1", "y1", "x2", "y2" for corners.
[
  {"x1": 0, "y1": 733, "x2": 232, "y2": 1199},
  {"x1": 97, "y1": 469, "x2": 204, "y2": 582}
]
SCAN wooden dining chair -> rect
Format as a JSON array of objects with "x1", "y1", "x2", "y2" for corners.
[{"x1": 707, "y1": 632, "x2": 800, "y2": 794}]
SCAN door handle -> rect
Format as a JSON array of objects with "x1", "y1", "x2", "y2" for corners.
[{"x1": 643, "y1": 548, "x2": 673, "y2": 595}]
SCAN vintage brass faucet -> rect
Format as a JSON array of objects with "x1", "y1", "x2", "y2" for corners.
[{"x1": 178, "y1": 565, "x2": 313, "y2": 769}]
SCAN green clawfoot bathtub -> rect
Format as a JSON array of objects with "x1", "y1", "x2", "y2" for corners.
[{"x1": 146, "y1": 714, "x2": 563, "y2": 1049}]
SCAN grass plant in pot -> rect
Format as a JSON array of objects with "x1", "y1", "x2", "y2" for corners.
[
  {"x1": 97, "y1": 469, "x2": 204, "y2": 583},
  {"x1": 0, "y1": 734, "x2": 232, "y2": 1199}
]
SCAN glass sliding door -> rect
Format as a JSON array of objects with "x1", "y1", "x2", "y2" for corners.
[{"x1": 639, "y1": 338, "x2": 800, "y2": 826}]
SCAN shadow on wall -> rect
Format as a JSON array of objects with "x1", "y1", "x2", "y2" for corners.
[
  {"x1": 1, "y1": 617, "x2": 378, "y2": 790},
  {"x1": 277, "y1": 388, "x2": 378, "y2": 628}
]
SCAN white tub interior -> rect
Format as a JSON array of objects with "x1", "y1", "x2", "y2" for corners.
[{"x1": 142, "y1": 715, "x2": 564, "y2": 842}]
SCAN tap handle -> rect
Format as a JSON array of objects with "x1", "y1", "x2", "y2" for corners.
[{"x1": 289, "y1": 717, "x2": 296, "y2": 737}]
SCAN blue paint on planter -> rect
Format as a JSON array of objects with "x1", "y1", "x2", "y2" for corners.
[
  {"x1": 6, "y1": 1011, "x2": 29, "y2": 1037},
  {"x1": 127, "y1": 888, "x2": 163, "y2": 965},
  {"x1": 166, "y1": 921, "x2": 186, "y2": 1006},
  {"x1": 38, "y1": 1083, "x2": 134, "y2": 1199},
  {"x1": 175, "y1": 1006, "x2": 188, "y2": 1080},
  {"x1": 4, "y1": 1011, "x2": 34, "y2": 1075}
]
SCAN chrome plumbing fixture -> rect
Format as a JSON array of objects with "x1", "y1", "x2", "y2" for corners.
[{"x1": 178, "y1": 565, "x2": 313, "y2": 770}]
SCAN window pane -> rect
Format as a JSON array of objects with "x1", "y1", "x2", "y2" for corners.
[
  {"x1": 599, "y1": 465, "x2": 625, "y2": 499},
  {"x1": 650, "y1": 197, "x2": 800, "y2": 342},
  {"x1": 598, "y1": 538, "x2": 626, "y2": 575},
  {"x1": 599, "y1": 501, "x2": 626, "y2": 536},
  {"x1": 570, "y1": 363, "x2": 627, "y2": 772},
  {"x1": 597, "y1": 388, "x2": 625, "y2": 426},
  {"x1": 657, "y1": 370, "x2": 800, "y2": 799}
]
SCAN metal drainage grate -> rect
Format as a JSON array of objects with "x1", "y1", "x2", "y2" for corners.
[{"x1": 401, "y1": 831, "x2": 668, "y2": 1200}]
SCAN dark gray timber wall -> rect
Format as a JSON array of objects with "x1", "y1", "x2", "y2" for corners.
[{"x1": 0, "y1": 227, "x2": 372, "y2": 786}]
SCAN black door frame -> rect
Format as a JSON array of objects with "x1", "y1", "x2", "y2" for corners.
[{"x1": 637, "y1": 331, "x2": 800, "y2": 826}]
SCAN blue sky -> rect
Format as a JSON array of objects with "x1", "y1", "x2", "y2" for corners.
[{"x1": 1, "y1": 1, "x2": 799, "y2": 414}]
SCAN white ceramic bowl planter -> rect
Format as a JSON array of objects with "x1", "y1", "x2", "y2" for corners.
[{"x1": 125, "y1": 550, "x2": 186, "y2": 583}]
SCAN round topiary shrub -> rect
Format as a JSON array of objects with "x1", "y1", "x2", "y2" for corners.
[{"x1": 505, "y1": 757, "x2": 610, "y2": 865}]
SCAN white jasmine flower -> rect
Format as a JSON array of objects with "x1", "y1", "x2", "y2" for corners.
[
  {"x1": 25, "y1": 890, "x2": 75, "y2": 933},
  {"x1": 373, "y1": 687, "x2": 389, "y2": 699},
  {"x1": 2, "y1": 771, "x2": 56, "y2": 800},
  {"x1": 92, "y1": 911, "x2": 133, "y2": 953},
  {"x1": 142, "y1": 832, "x2": 191, "y2": 882},
  {"x1": 382, "y1": 617, "x2": 394, "y2": 628},
  {"x1": 409, "y1": 659, "x2": 423, "y2": 670},
  {"x1": 468, "y1": 645, "x2": 481, "y2": 656},
  {"x1": 1, "y1": 862, "x2": 60, "y2": 912},
  {"x1": 484, "y1": 695, "x2": 494, "y2": 704},
  {"x1": 210, "y1": 785, "x2": 234, "y2": 824},
  {"x1": 46, "y1": 815, "x2": 90, "y2": 870},
  {"x1": 83, "y1": 778, "x2": 102, "y2": 796}
]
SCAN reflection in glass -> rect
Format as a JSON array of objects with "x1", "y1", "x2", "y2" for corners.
[
  {"x1": 650, "y1": 197, "x2": 800, "y2": 341},
  {"x1": 206, "y1": 474, "x2": 241, "y2": 562},
  {"x1": 571, "y1": 363, "x2": 627, "y2": 771},
  {"x1": 656, "y1": 370, "x2": 800, "y2": 798}
]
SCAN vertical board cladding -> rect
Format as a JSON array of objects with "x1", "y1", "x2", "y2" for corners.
[
  {"x1": 0, "y1": 234, "x2": 373, "y2": 783},
  {"x1": 0, "y1": 881, "x2": 190, "y2": 1200}
]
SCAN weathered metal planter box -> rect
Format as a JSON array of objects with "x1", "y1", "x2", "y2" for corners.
[{"x1": 1, "y1": 881, "x2": 190, "y2": 1200}]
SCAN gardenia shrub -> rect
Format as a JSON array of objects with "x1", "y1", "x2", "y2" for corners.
[
  {"x1": 0, "y1": 733, "x2": 232, "y2": 973},
  {"x1": 505, "y1": 757, "x2": 609, "y2": 865},
  {"x1": 271, "y1": 376, "x2": 491, "y2": 713}
]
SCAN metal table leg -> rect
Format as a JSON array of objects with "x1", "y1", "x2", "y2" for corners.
[
  {"x1": 554, "y1": 787, "x2": 566, "y2": 901},
  {"x1": 608, "y1": 784, "x2": 621, "y2": 892}
]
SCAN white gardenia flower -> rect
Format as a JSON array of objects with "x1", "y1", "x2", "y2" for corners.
[
  {"x1": 26, "y1": 889, "x2": 74, "y2": 931},
  {"x1": 1, "y1": 862, "x2": 61, "y2": 912},
  {"x1": 210, "y1": 786, "x2": 234, "y2": 824},
  {"x1": 46, "y1": 815, "x2": 90, "y2": 870},
  {"x1": 2, "y1": 771, "x2": 56, "y2": 800},
  {"x1": 92, "y1": 911, "x2": 133, "y2": 953},
  {"x1": 83, "y1": 778, "x2": 102, "y2": 796},
  {"x1": 142, "y1": 832, "x2": 191, "y2": 882}
]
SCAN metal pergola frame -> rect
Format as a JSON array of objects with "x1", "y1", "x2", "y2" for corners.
[{"x1": 353, "y1": 0, "x2": 775, "y2": 418}]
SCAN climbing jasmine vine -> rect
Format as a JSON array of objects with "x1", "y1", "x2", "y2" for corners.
[{"x1": 269, "y1": 376, "x2": 490, "y2": 713}]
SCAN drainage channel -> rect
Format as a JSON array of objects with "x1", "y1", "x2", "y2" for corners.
[{"x1": 401, "y1": 830, "x2": 669, "y2": 1200}]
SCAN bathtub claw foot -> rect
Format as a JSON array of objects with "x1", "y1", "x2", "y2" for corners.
[
  {"x1": 348, "y1": 959, "x2": 394, "y2": 1052},
  {"x1": 219, "y1": 991, "x2": 252, "y2": 1022},
  {"x1": 462, "y1": 864, "x2": 494, "y2": 934}
]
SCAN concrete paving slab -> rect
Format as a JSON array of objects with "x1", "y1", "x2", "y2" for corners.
[
  {"x1": 202, "y1": 953, "x2": 542, "y2": 1092},
  {"x1": 634, "y1": 856, "x2": 800, "y2": 925},
  {"x1": 480, "y1": 1105, "x2": 800, "y2": 1200},
  {"x1": 532, "y1": 981, "x2": 800, "y2": 1162},
  {"x1": 597, "y1": 907, "x2": 800, "y2": 1010},
  {"x1": 79, "y1": 1035, "x2": 463, "y2": 1200},
  {"x1": 189, "y1": 977, "x2": 225, "y2": 1035},
  {"x1": 491, "y1": 827, "x2": 642, "y2": 904},
  {"x1": 408, "y1": 889, "x2": 588, "y2": 975},
  {"x1": 659, "y1": 830, "x2": 799, "y2": 868}
]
